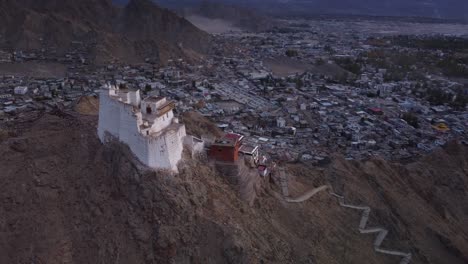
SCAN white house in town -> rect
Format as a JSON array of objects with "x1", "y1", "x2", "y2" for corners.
[
  {"x1": 98, "y1": 84, "x2": 198, "y2": 172},
  {"x1": 14, "y1": 86, "x2": 28, "y2": 95}
]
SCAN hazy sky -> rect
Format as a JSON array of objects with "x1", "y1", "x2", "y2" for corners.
[{"x1": 115, "y1": 0, "x2": 468, "y2": 20}]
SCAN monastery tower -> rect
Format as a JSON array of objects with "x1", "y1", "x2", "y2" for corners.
[{"x1": 98, "y1": 84, "x2": 187, "y2": 172}]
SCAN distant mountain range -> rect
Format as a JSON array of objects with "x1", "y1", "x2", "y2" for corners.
[
  {"x1": 0, "y1": 0, "x2": 211, "y2": 64},
  {"x1": 182, "y1": 2, "x2": 275, "y2": 32},
  {"x1": 149, "y1": 0, "x2": 468, "y2": 21}
]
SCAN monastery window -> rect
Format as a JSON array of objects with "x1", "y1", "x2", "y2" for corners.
[{"x1": 146, "y1": 106, "x2": 152, "y2": 114}]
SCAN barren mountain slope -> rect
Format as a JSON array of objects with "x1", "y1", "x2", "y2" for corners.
[
  {"x1": 0, "y1": 0, "x2": 211, "y2": 63},
  {"x1": 324, "y1": 144, "x2": 468, "y2": 264},
  {"x1": 0, "y1": 112, "x2": 466, "y2": 264}
]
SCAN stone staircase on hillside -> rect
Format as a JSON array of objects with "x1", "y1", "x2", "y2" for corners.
[
  {"x1": 277, "y1": 169, "x2": 412, "y2": 264},
  {"x1": 272, "y1": 167, "x2": 289, "y2": 197},
  {"x1": 329, "y1": 192, "x2": 412, "y2": 264},
  {"x1": 215, "y1": 159, "x2": 261, "y2": 205}
]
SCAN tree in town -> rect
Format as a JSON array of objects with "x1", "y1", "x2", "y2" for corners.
[{"x1": 402, "y1": 112, "x2": 419, "y2": 128}]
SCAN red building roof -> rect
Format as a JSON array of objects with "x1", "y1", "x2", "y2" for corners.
[
  {"x1": 209, "y1": 133, "x2": 245, "y2": 162},
  {"x1": 213, "y1": 133, "x2": 244, "y2": 147},
  {"x1": 368, "y1": 107, "x2": 384, "y2": 115},
  {"x1": 224, "y1": 133, "x2": 244, "y2": 142}
]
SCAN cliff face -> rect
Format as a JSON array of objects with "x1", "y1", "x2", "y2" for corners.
[
  {"x1": 0, "y1": 0, "x2": 211, "y2": 63},
  {"x1": 1, "y1": 112, "x2": 467, "y2": 264}
]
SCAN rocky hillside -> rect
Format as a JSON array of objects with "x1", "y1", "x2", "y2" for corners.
[
  {"x1": 0, "y1": 0, "x2": 211, "y2": 64},
  {"x1": 0, "y1": 111, "x2": 467, "y2": 263},
  {"x1": 151, "y1": 0, "x2": 276, "y2": 32}
]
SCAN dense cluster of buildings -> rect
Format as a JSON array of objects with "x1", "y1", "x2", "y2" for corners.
[{"x1": 1, "y1": 19, "x2": 467, "y2": 168}]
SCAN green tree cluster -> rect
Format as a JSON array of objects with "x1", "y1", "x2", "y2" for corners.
[
  {"x1": 426, "y1": 88, "x2": 451, "y2": 105},
  {"x1": 402, "y1": 112, "x2": 419, "y2": 128},
  {"x1": 437, "y1": 58, "x2": 468, "y2": 78},
  {"x1": 449, "y1": 89, "x2": 468, "y2": 110},
  {"x1": 335, "y1": 57, "x2": 361, "y2": 75},
  {"x1": 285, "y1": 49, "x2": 299, "y2": 57}
]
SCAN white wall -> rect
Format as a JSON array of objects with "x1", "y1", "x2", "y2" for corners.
[
  {"x1": 184, "y1": 136, "x2": 205, "y2": 157},
  {"x1": 98, "y1": 88, "x2": 187, "y2": 172},
  {"x1": 128, "y1": 90, "x2": 141, "y2": 107},
  {"x1": 147, "y1": 125, "x2": 186, "y2": 171},
  {"x1": 150, "y1": 111, "x2": 174, "y2": 133},
  {"x1": 98, "y1": 90, "x2": 121, "y2": 142}
]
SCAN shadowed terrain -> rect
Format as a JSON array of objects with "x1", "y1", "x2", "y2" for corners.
[
  {"x1": 0, "y1": 0, "x2": 211, "y2": 64},
  {"x1": 0, "y1": 112, "x2": 466, "y2": 263}
]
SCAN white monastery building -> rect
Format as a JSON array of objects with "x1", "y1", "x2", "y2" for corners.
[{"x1": 98, "y1": 84, "x2": 189, "y2": 172}]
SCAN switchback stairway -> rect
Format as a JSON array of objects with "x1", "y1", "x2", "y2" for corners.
[{"x1": 281, "y1": 185, "x2": 412, "y2": 264}]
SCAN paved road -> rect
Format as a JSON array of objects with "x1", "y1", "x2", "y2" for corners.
[{"x1": 213, "y1": 82, "x2": 270, "y2": 110}]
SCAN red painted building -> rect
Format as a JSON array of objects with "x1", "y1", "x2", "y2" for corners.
[
  {"x1": 368, "y1": 107, "x2": 384, "y2": 116},
  {"x1": 209, "y1": 133, "x2": 244, "y2": 162}
]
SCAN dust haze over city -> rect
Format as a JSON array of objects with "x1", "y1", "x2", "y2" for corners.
[{"x1": 1, "y1": 0, "x2": 467, "y2": 263}]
